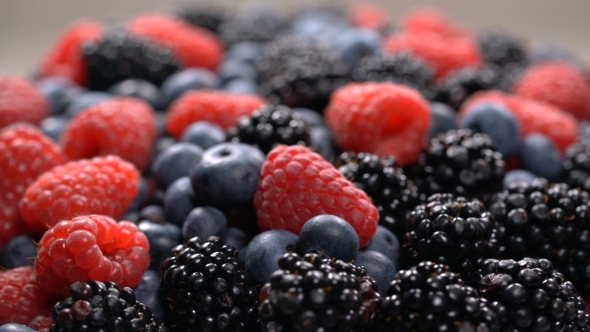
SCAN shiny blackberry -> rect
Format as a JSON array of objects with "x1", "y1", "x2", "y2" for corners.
[
  {"x1": 380, "y1": 261, "x2": 501, "y2": 332},
  {"x1": 50, "y1": 281, "x2": 167, "y2": 332},
  {"x1": 478, "y1": 257, "x2": 590, "y2": 331},
  {"x1": 160, "y1": 236, "x2": 259, "y2": 332},
  {"x1": 352, "y1": 53, "x2": 437, "y2": 100},
  {"x1": 257, "y1": 35, "x2": 350, "y2": 111},
  {"x1": 83, "y1": 30, "x2": 181, "y2": 91},
  {"x1": 477, "y1": 30, "x2": 528, "y2": 67},
  {"x1": 258, "y1": 252, "x2": 381, "y2": 332},
  {"x1": 173, "y1": 4, "x2": 227, "y2": 33},
  {"x1": 487, "y1": 180, "x2": 590, "y2": 294},
  {"x1": 336, "y1": 152, "x2": 425, "y2": 237},
  {"x1": 227, "y1": 105, "x2": 312, "y2": 154},
  {"x1": 407, "y1": 129, "x2": 505, "y2": 199},
  {"x1": 435, "y1": 67, "x2": 497, "y2": 110},
  {"x1": 563, "y1": 140, "x2": 590, "y2": 191}
]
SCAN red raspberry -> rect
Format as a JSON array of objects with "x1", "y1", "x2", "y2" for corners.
[
  {"x1": 35, "y1": 214, "x2": 150, "y2": 296},
  {"x1": 0, "y1": 76, "x2": 49, "y2": 129},
  {"x1": 513, "y1": 62, "x2": 590, "y2": 120},
  {"x1": 167, "y1": 91, "x2": 268, "y2": 139},
  {"x1": 0, "y1": 124, "x2": 67, "y2": 245},
  {"x1": 38, "y1": 20, "x2": 102, "y2": 86},
  {"x1": 402, "y1": 8, "x2": 469, "y2": 38},
  {"x1": 19, "y1": 155, "x2": 140, "y2": 233},
  {"x1": 325, "y1": 82, "x2": 430, "y2": 166},
  {"x1": 128, "y1": 14, "x2": 224, "y2": 70},
  {"x1": 60, "y1": 97, "x2": 157, "y2": 171},
  {"x1": 348, "y1": 4, "x2": 389, "y2": 32},
  {"x1": 28, "y1": 308, "x2": 53, "y2": 332},
  {"x1": 0, "y1": 267, "x2": 49, "y2": 326},
  {"x1": 254, "y1": 145, "x2": 379, "y2": 248}
]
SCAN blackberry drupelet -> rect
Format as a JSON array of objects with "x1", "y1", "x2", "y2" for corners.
[
  {"x1": 487, "y1": 179, "x2": 590, "y2": 294},
  {"x1": 257, "y1": 35, "x2": 350, "y2": 111},
  {"x1": 336, "y1": 152, "x2": 425, "y2": 237},
  {"x1": 379, "y1": 261, "x2": 501, "y2": 332},
  {"x1": 160, "y1": 236, "x2": 259, "y2": 332},
  {"x1": 478, "y1": 257, "x2": 590, "y2": 331},
  {"x1": 83, "y1": 30, "x2": 181, "y2": 91},
  {"x1": 258, "y1": 252, "x2": 381, "y2": 332},
  {"x1": 227, "y1": 105, "x2": 312, "y2": 154},
  {"x1": 352, "y1": 53, "x2": 437, "y2": 100},
  {"x1": 50, "y1": 281, "x2": 167, "y2": 332},
  {"x1": 477, "y1": 30, "x2": 528, "y2": 67},
  {"x1": 435, "y1": 67, "x2": 497, "y2": 110},
  {"x1": 173, "y1": 4, "x2": 227, "y2": 33},
  {"x1": 407, "y1": 129, "x2": 505, "y2": 199}
]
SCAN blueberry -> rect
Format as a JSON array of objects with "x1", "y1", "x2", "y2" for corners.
[
  {"x1": 108, "y1": 79, "x2": 159, "y2": 108},
  {"x1": 158, "y1": 68, "x2": 220, "y2": 108},
  {"x1": 190, "y1": 143, "x2": 265, "y2": 210},
  {"x1": 429, "y1": 102, "x2": 457, "y2": 136},
  {"x1": 64, "y1": 91, "x2": 112, "y2": 118},
  {"x1": 531, "y1": 43, "x2": 588, "y2": 73},
  {"x1": 138, "y1": 220, "x2": 182, "y2": 243},
  {"x1": 503, "y1": 169, "x2": 537, "y2": 188},
  {"x1": 0, "y1": 235, "x2": 37, "y2": 268},
  {"x1": 149, "y1": 236, "x2": 181, "y2": 272},
  {"x1": 222, "y1": 79, "x2": 259, "y2": 95},
  {"x1": 460, "y1": 102, "x2": 520, "y2": 156},
  {"x1": 219, "y1": 60, "x2": 258, "y2": 83},
  {"x1": 154, "y1": 112, "x2": 169, "y2": 139},
  {"x1": 245, "y1": 230, "x2": 299, "y2": 283},
  {"x1": 298, "y1": 214, "x2": 359, "y2": 261},
  {"x1": 40, "y1": 115, "x2": 69, "y2": 142},
  {"x1": 181, "y1": 121, "x2": 226, "y2": 150},
  {"x1": 152, "y1": 142, "x2": 204, "y2": 190},
  {"x1": 226, "y1": 227, "x2": 250, "y2": 250},
  {"x1": 292, "y1": 108, "x2": 325, "y2": 128},
  {"x1": 333, "y1": 28, "x2": 380, "y2": 68},
  {"x1": 134, "y1": 270, "x2": 166, "y2": 322},
  {"x1": 354, "y1": 250, "x2": 396, "y2": 295},
  {"x1": 310, "y1": 126, "x2": 336, "y2": 161},
  {"x1": 292, "y1": 11, "x2": 350, "y2": 45},
  {"x1": 182, "y1": 207, "x2": 229, "y2": 242},
  {"x1": 164, "y1": 176, "x2": 197, "y2": 227},
  {"x1": 0, "y1": 324, "x2": 36, "y2": 332},
  {"x1": 364, "y1": 225, "x2": 400, "y2": 267},
  {"x1": 127, "y1": 178, "x2": 148, "y2": 214},
  {"x1": 519, "y1": 134, "x2": 562, "y2": 181},
  {"x1": 225, "y1": 42, "x2": 262, "y2": 65},
  {"x1": 138, "y1": 205, "x2": 166, "y2": 223},
  {"x1": 36, "y1": 76, "x2": 83, "y2": 115}
]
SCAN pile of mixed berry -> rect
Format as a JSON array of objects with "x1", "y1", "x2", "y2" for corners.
[{"x1": 2, "y1": 3, "x2": 590, "y2": 331}]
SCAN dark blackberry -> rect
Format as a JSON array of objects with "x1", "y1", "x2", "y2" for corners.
[
  {"x1": 379, "y1": 261, "x2": 501, "y2": 332},
  {"x1": 407, "y1": 129, "x2": 505, "y2": 199},
  {"x1": 257, "y1": 35, "x2": 350, "y2": 111},
  {"x1": 402, "y1": 194, "x2": 499, "y2": 286},
  {"x1": 488, "y1": 62, "x2": 526, "y2": 92},
  {"x1": 563, "y1": 140, "x2": 590, "y2": 191},
  {"x1": 487, "y1": 180, "x2": 590, "y2": 294},
  {"x1": 258, "y1": 252, "x2": 381, "y2": 332},
  {"x1": 219, "y1": 12, "x2": 286, "y2": 46},
  {"x1": 352, "y1": 53, "x2": 437, "y2": 100},
  {"x1": 160, "y1": 236, "x2": 259, "y2": 332},
  {"x1": 336, "y1": 152, "x2": 425, "y2": 237},
  {"x1": 477, "y1": 30, "x2": 528, "y2": 67},
  {"x1": 227, "y1": 105, "x2": 312, "y2": 154},
  {"x1": 434, "y1": 67, "x2": 497, "y2": 110},
  {"x1": 172, "y1": 4, "x2": 227, "y2": 33},
  {"x1": 478, "y1": 257, "x2": 590, "y2": 331},
  {"x1": 50, "y1": 280, "x2": 167, "y2": 332}
]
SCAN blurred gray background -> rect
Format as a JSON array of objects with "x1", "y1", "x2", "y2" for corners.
[{"x1": 1, "y1": 0, "x2": 589, "y2": 75}]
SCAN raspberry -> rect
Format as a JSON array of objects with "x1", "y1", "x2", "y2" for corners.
[
  {"x1": 0, "y1": 76, "x2": 49, "y2": 129},
  {"x1": 254, "y1": 145, "x2": 379, "y2": 248},
  {"x1": 128, "y1": 14, "x2": 224, "y2": 71},
  {"x1": 38, "y1": 20, "x2": 102, "y2": 86},
  {"x1": 27, "y1": 308, "x2": 53, "y2": 332},
  {"x1": 348, "y1": 4, "x2": 389, "y2": 32},
  {"x1": 0, "y1": 124, "x2": 67, "y2": 246},
  {"x1": 402, "y1": 8, "x2": 469, "y2": 38},
  {"x1": 167, "y1": 91, "x2": 267, "y2": 139},
  {"x1": 34, "y1": 215, "x2": 150, "y2": 296},
  {"x1": 60, "y1": 97, "x2": 157, "y2": 171},
  {"x1": 325, "y1": 82, "x2": 430, "y2": 166},
  {"x1": 0, "y1": 267, "x2": 49, "y2": 326},
  {"x1": 513, "y1": 61, "x2": 590, "y2": 120},
  {"x1": 19, "y1": 155, "x2": 140, "y2": 233}
]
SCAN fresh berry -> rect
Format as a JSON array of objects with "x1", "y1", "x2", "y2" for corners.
[
  {"x1": 477, "y1": 30, "x2": 528, "y2": 67},
  {"x1": 503, "y1": 169, "x2": 537, "y2": 188},
  {"x1": 563, "y1": 142, "x2": 590, "y2": 191},
  {"x1": 19, "y1": 155, "x2": 140, "y2": 233},
  {"x1": 0, "y1": 235, "x2": 37, "y2": 269},
  {"x1": 0, "y1": 267, "x2": 49, "y2": 326},
  {"x1": 348, "y1": 4, "x2": 390, "y2": 32},
  {"x1": 0, "y1": 324, "x2": 36, "y2": 332},
  {"x1": 363, "y1": 225, "x2": 400, "y2": 267},
  {"x1": 519, "y1": 133, "x2": 562, "y2": 180},
  {"x1": 435, "y1": 67, "x2": 497, "y2": 110},
  {"x1": 180, "y1": 121, "x2": 226, "y2": 150},
  {"x1": 27, "y1": 309, "x2": 53, "y2": 332},
  {"x1": 108, "y1": 79, "x2": 160, "y2": 108},
  {"x1": 166, "y1": 91, "x2": 267, "y2": 139},
  {"x1": 40, "y1": 116, "x2": 69, "y2": 142},
  {"x1": 401, "y1": 8, "x2": 468, "y2": 38},
  {"x1": 218, "y1": 59, "x2": 258, "y2": 83},
  {"x1": 0, "y1": 76, "x2": 49, "y2": 129},
  {"x1": 325, "y1": 82, "x2": 430, "y2": 166},
  {"x1": 63, "y1": 91, "x2": 112, "y2": 118},
  {"x1": 219, "y1": 10, "x2": 286, "y2": 46},
  {"x1": 151, "y1": 142, "x2": 203, "y2": 190},
  {"x1": 134, "y1": 270, "x2": 165, "y2": 323},
  {"x1": 428, "y1": 101, "x2": 457, "y2": 136},
  {"x1": 158, "y1": 68, "x2": 220, "y2": 109},
  {"x1": 36, "y1": 77, "x2": 82, "y2": 115},
  {"x1": 254, "y1": 145, "x2": 379, "y2": 247},
  {"x1": 225, "y1": 227, "x2": 250, "y2": 251},
  {"x1": 163, "y1": 176, "x2": 197, "y2": 227},
  {"x1": 298, "y1": 214, "x2": 359, "y2": 262},
  {"x1": 244, "y1": 230, "x2": 299, "y2": 284},
  {"x1": 60, "y1": 97, "x2": 157, "y2": 171},
  {"x1": 224, "y1": 42, "x2": 262, "y2": 66},
  {"x1": 332, "y1": 28, "x2": 381, "y2": 69},
  {"x1": 355, "y1": 250, "x2": 397, "y2": 296},
  {"x1": 173, "y1": 4, "x2": 227, "y2": 33},
  {"x1": 138, "y1": 219, "x2": 182, "y2": 271},
  {"x1": 182, "y1": 207, "x2": 228, "y2": 242}
]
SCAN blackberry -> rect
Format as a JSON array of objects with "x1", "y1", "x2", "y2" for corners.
[
  {"x1": 380, "y1": 261, "x2": 501, "y2": 332},
  {"x1": 407, "y1": 129, "x2": 505, "y2": 199},
  {"x1": 434, "y1": 67, "x2": 497, "y2": 110},
  {"x1": 477, "y1": 30, "x2": 528, "y2": 67},
  {"x1": 487, "y1": 179, "x2": 590, "y2": 294},
  {"x1": 402, "y1": 194, "x2": 499, "y2": 286},
  {"x1": 219, "y1": 13, "x2": 286, "y2": 46},
  {"x1": 478, "y1": 257, "x2": 590, "y2": 331},
  {"x1": 172, "y1": 4, "x2": 227, "y2": 33},
  {"x1": 227, "y1": 105, "x2": 312, "y2": 154},
  {"x1": 563, "y1": 140, "x2": 590, "y2": 191},
  {"x1": 257, "y1": 35, "x2": 350, "y2": 111},
  {"x1": 258, "y1": 252, "x2": 381, "y2": 332},
  {"x1": 50, "y1": 280, "x2": 167, "y2": 332},
  {"x1": 352, "y1": 53, "x2": 437, "y2": 100},
  {"x1": 336, "y1": 152, "x2": 425, "y2": 237},
  {"x1": 160, "y1": 236, "x2": 259, "y2": 332}
]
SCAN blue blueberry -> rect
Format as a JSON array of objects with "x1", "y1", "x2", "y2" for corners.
[
  {"x1": 310, "y1": 126, "x2": 336, "y2": 161},
  {"x1": 245, "y1": 230, "x2": 299, "y2": 283},
  {"x1": 182, "y1": 207, "x2": 228, "y2": 242},
  {"x1": 138, "y1": 220, "x2": 182, "y2": 243},
  {"x1": 152, "y1": 142, "x2": 204, "y2": 190},
  {"x1": 138, "y1": 205, "x2": 166, "y2": 223},
  {"x1": 298, "y1": 214, "x2": 359, "y2": 261},
  {"x1": 164, "y1": 176, "x2": 197, "y2": 227},
  {"x1": 503, "y1": 169, "x2": 537, "y2": 188},
  {"x1": 226, "y1": 227, "x2": 250, "y2": 250},
  {"x1": 127, "y1": 177, "x2": 148, "y2": 213},
  {"x1": 354, "y1": 250, "x2": 396, "y2": 295},
  {"x1": 149, "y1": 236, "x2": 180, "y2": 272},
  {"x1": 108, "y1": 79, "x2": 159, "y2": 108},
  {"x1": 181, "y1": 121, "x2": 226, "y2": 150},
  {"x1": 219, "y1": 60, "x2": 258, "y2": 83},
  {"x1": 225, "y1": 42, "x2": 262, "y2": 65},
  {"x1": 364, "y1": 226, "x2": 400, "y2": 267},
  {"x1": 158, "y1": 68, "x2": 220, "y2": 108},
  {"x1": 222, "y1": 79, "x2": 259, "y2": 95},
  {"x1": 429, "y1": 102, "x2": 457, "y2": 136},
  {"x1": 333, "y1": 28, "x2": 381, "y2": 68},
  {"x1": 134, "y1": 269, "x2": 166, "y2": 322},
  {"x1": 40, "y1": 115, "x2": 69, "y2": 142},
  {"x1": 36, "y1": 76, "x2": 83, "y2": 115},
  {"x1": 460, "y1": 102, "x2": 520, "y2": 156},
  {"x1": 519, "y1": 134, "x2": 562, "y2": 181},
  {"x1": 190, "y1": 143, "x2": 265, "y2": 210},
  {"x1": 64, "y1": 91, "x2": 112, "y2": 118},
  {"x1": 292, "y1": 11, "x2": 350, "y2": 45},
  {"x1": 292, "y1": 108, "x2": 325, "y2": 128},
  {"x1": 0, "y1": 324, "x2": 36, "y2": 332},
  {"x1": 0, "y1": 235, "x2": 37, "y2": 268}
]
